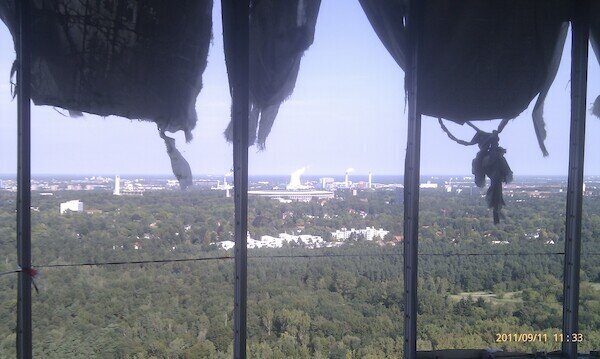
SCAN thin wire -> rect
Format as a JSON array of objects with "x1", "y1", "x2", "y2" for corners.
[
  {"x1": 420, "y1": 252, "x2": 565, "y2": 256},
  {"x1": 0, "y1": 269, "x2": 19, "y2": 277},
  {"x1": 0, "y1": 251, "x2": 597, "y2": 279},
  {"x1": 251, "y1": 252, "x2": 567, "y2": 259},
  {"x1": 32, "y1": 251, "x2": 600, "y2": 269},
  {"x1": 35, "y1": 255, "x2": 234, "y2": 268}
]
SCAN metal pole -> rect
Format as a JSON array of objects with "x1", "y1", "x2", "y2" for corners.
[
  {"x1": 403, "y1": 1, "x2": 421, "y2": 358},
  {"x1": 222, "y1": 0, "x2": 249, "y2": 357},
  {"x1": 16, "y1": 0, "x2": 32, "y2": 358},
  {"x1": 562, "y1": 1, "x2": 589, "y2": 358}
]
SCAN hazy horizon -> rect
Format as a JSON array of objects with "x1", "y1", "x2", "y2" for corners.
[
  {"x1": 0, "y1": 172, "x2": 586, "y2": 179},
  {"x1": 1, "y1": 1, "x2": 599, "y2": 177}
]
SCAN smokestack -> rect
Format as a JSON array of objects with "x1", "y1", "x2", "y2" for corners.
[
  {"x1": 368, "y1": 172, "x2": 372, "y2": 189},
  {"x1": 345, "y1": 168, "x2": 354, "y2": 188},
  {"x1": 113, "y1": 175, "x2": 121, "y2": 196},
  {"x1": 224, "y1": 171, "x2": 233, "y2": 186}
]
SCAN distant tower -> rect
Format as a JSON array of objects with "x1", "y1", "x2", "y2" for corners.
[
  {"x1": 223, "y1": 170, "x2": 233, "y2": 187},
  {"x1": 113, "y1": 175, "x2": 121, "y2": 196},
  {"x1": 368, "y1": 172, "x2": 372, "y2": 189},
  {"x1": 226, "y1": 188, "x2": 231, "y2": 198},
  {"x1": 345, "y1": 168, "x2": 354, "y2": 188}
]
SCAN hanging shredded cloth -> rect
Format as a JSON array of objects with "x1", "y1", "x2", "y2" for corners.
[
  {"x1": 223, "y1": 0, "x2": 321, "y2": 149},
  {"x1": 593, "y1": 96, "x2": 600, "y2": 118},
  {"x1": 159, "y1": 127, "x2": 193, "y2": 190},
  {"x1": 438, "y1": 119, "x2": 513, "y2": 224}
]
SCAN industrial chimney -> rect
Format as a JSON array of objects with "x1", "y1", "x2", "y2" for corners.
[{"x1": 113, "y1": 175, "x2": 121, "y2": 196}]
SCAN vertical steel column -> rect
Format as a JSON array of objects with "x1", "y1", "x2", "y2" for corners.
[
  {"x1": 16, "y1": 0, "x2": 32, "y2": 358},
  {"x1": 223, "y1": 0, "x2": 250, "y2": 357},
  {"x1": 562, "y1": 1, "x2": 589, "y2": 358},
  {"x1": 403, "y1": 1, "x2": 421, "y2": 358}
]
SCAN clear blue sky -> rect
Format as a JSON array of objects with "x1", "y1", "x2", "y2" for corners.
[{"x1": 0, "y1": 1, "x2": 599, "y2": 177}]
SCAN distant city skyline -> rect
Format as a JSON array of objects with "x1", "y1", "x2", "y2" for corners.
[{"x1": 0, "y1": 1, "x2": 599, "y2": 177}]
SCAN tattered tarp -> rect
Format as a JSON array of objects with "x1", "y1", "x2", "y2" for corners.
[
  {"x1": 0, "y1": 0, "x2": 212, "y2": 189},
  {"x1": 360, "y1": 0, "x2": 570, "y2": 156},
  {"x1": 359, "y1": 0, "x2": 572, "y2": 223},
  {"x1": 224, "y1": 0, "x2": 321, "y2": 148}
]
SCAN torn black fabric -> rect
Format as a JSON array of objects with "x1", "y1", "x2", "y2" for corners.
[
  {"x1": 0, "y1": 0, "x2": 213, "y2": 187},
  {"x1": 590, "y1": 0, "x2": 600, "y2": 118},
  {"x1": 358, "y1": 0, "x2": 408, "y2": 70},
  {"x1": 360, "y1": 0, "x2": 569, "y2": 156},
  {"x1": 531, "y1": 23, "x2": 568, "y2": 157},
  {"x1": 223, "y1": 0, "x2": 321, "y2": 148},
  {"x1": 159, "y1": 129, "x2": 193, "y2": 191}
]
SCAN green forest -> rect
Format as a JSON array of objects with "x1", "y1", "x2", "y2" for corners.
[{"x1": 0, "y1": 188, "x2": 599, "y2": 358}]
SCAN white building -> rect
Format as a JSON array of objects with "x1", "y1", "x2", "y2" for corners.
[
  {"x1": 331, "y1": 226, "x2": 389, "y2": 241},
  {"x1": 420, "y1": 181, "x2": 438, "y2": 189},
  {"x1": 217, "y1": 240, "x2": 235, "y2": 250},
  {"x1": 60, "y1": 200, "x2": 84, "y2": 214},
  {"x1": 248, "y1": 190, "x2": 334, "y2": 202},
  {"x1": 251, "y1": 233, "x2": 330, "y2": 249},
  {"x1": 215, "y1": 233, "x2": 344, "y2": 250},
  {"x1": 320, "y1": 177, "x2": 335, "y2": 189}
]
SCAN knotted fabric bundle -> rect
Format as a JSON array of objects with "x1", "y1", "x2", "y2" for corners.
[
  {"x1": 439, "y1": 120, "x2": 513, "y2": 224},
  {"x1": 471, "y1": 131, "x2": 513, "y2": 224}
]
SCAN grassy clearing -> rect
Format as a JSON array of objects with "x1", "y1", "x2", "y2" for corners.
[
  {"x1": 587, "y1": 282, "x2": 600, "y2": 291},
  {"x1": 449, "y1": 291, "x2": 522, "y2": 305}
]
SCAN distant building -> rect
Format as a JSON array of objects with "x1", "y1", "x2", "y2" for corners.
[
  {"x1": 60, "y1": 200, "x2": 84, "y2": 214},
  {"x1": 248, "y1": 169, "x2": 334, "y2": 201},
  {"x1": 212, "y1": 172, "x2": 233, "y2": 197},
  {"x1": 331, "y1": 226, "x2": 389, "y2": 241},
  {"x1": 491, "y1": 240, "x2": 510, "y2": 245},
  {"x1": 248, "y1": 190, "x2": 334, "y2": 202},
  {"x1": 420, "y1": 181, "x2": 438, "y2": 189},
  {"x1": 215, "y1": 233, "x2": 344, "y2": 250},
  {"x1": 218, "y1": 240, "x2": 235, "y2": 250},
  {"x1": 320, "y1": 177, "x2": 334, "y2": 189}
]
